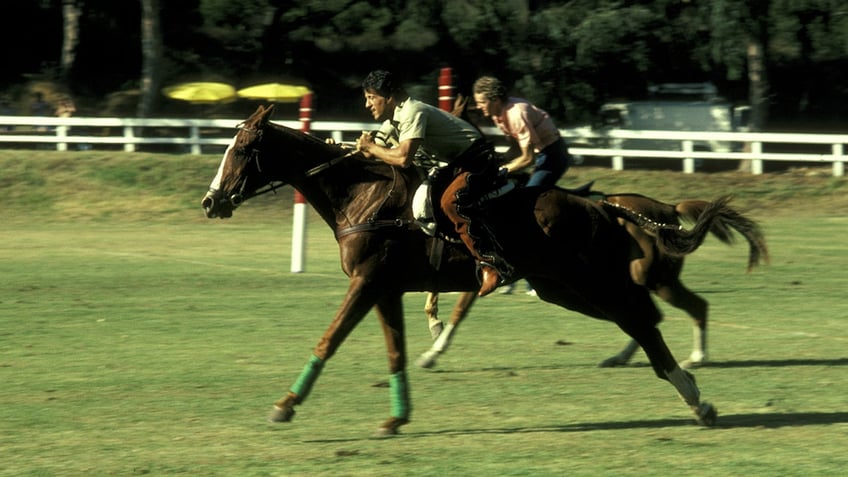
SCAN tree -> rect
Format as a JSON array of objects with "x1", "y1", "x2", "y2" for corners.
[
  {"x1": 4, "y1": 0, "x2": 847, "y2": 127},
  {"x1": 769, "y1": 0, "x2": 848, "y2": 126},
  {"x1": 138, "y1": 0, "x2": 163, "y2": 118},
  {"x1": 60, "y1": 0, "x2": 83, "y2": 85},
  {"x1": 707, "y1": 0, "x2": 771, "y2": 132}
]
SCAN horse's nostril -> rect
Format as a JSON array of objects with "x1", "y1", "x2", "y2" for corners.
[{"x1": 201, "y1": 197, "x2": 213, "y2": 209}]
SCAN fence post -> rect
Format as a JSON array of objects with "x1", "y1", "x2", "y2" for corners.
[
  {"x1": 751, "y1": 142, "x2": 763, "y2": 174},
  {"x1": 438, "y1": 67, "x2": 455, "y2": 112},
  {"x1": 833, "y1": 143, "x2": 845, "y2": 177},
  {"x1": 56, "y1": 125, "x2": 68, "y2": 152},
  {"x1": 123, "y1": 126, "x2": 135, "y2": 152},
  {"x1": 190, "y1": 126, "x2": 201, "y2": 155},
  {"x1": 291, "y1": 92, "x2": 313, "y2": 273},
  {"x1": 612, "y1": 138, "x2": 624, "y2": 171},
  {"x1": 682, "y1": 140, "x2": 694, "y2": 173}
]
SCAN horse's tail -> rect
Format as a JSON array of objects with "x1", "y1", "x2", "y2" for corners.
[
  {"x1": 654, "y1": 195, "x2": 738, "y2": 258},
  {"x1": 675, "y1": 199, "x2": 770, "y2": 271}
]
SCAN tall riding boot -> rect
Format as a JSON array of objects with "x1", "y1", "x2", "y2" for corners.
[
  {"x1": 442, "y1": 170, "x2": 513, "y2": 296},
  {"x1": 453, "y1": 222, "x2": 507, "y2": 297},
  {"x1": 478, "y1": 262, "x2": 501, "y2": 297}
]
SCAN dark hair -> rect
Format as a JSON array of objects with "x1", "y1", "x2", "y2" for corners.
[{"x1": 362, "y1": 70, "x2": 401, "y2": 98}]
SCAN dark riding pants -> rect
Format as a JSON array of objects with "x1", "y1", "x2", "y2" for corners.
[{"x1": 526, "y1": 137, "x2": 571, "y2": 188}]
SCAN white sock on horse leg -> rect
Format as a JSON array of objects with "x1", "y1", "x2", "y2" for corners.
[
  {"x1": 432, "y1": 323, "x2": 455, "y2": 353},
  {"x1": 691, "y1": 326, "x2": 706, "y2": 362},
  {"x1": 666, "y1": 366, "x2": 700, "y2": 406}
]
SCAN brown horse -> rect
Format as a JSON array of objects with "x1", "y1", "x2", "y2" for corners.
[
  {"x1": 417, "y1": 193, "x2": 769, "y2": 369},
  {"x1": 201, "y1": 105, "x2": 731, "y2": 435}
]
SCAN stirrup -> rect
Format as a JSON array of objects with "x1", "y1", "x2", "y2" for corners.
[
  {"x1": 476, "y1": 261, "x2": 507, "y2": 286},
  {"x1": 415, "y1": 219, "x2": 437, "y2": 236},
  {"x1": 476, "y1": 262, "x2": 502, "y2": 297}
]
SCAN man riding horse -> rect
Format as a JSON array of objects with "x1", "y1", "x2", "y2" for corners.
[{"x1": 355, "y1": 70, "x2": 512, "y2": 297}]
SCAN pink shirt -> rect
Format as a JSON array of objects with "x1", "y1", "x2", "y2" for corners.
[{"x1": 492, "y1": 98, "x2": 560, "y2": 152}]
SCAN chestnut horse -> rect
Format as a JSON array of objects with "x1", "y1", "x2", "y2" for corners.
[
  {"x1": 417, "y1": 193, "x2": 769, "y2": 369},
  {"x1": 202, "y1": 105, "x2": 730, "y2": 435}
]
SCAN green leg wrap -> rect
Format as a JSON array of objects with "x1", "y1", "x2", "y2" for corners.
[
  {"x1": 290, "y1": 354, "x2": 324, "y2": 401},
  {"x1": 389, "y1": 371, "x2": 411, "y2": 419}
]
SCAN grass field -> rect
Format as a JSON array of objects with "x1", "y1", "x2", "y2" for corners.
[{"x1": 1, "y1": 151, "x2": 847, "y2": 476}]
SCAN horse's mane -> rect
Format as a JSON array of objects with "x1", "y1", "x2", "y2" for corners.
[
  {"x1": 267, "y1": 121, "x2": 338, "y2": 154},
  {"x1": 238, "y1": 105, "x2": 421, "y2": 196},
  {"x1": 236, "y1": 104, "x2": 339, "y2": 157},
  {"x1": 264, "y1": 118, "x2": 418, "y2": 182}
]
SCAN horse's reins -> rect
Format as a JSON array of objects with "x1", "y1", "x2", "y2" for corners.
[
  {"x1": 231, "y1": 128, "x2": 415, "y2": 239},
  {"x1": 237, "y1": 149, "x2": 357, "y2": 202},
  {"x1": 305, "y1": 149, "x2": 359, "y2": 177}
]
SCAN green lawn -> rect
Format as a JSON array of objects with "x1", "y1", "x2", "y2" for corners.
[{"x1": 1, "y1": 152, "x2": 846, "y2": 476}]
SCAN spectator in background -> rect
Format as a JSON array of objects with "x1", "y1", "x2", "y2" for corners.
[
  {"x1": 55, "y1": 96, "x2": 76, "y2": 118},
  {"x1": 55, "y1": 95, "x2": 91, "y2": 150}
]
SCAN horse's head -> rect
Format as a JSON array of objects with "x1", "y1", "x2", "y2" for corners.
[{"x1": 202, "y1": 105, "x2": 277, "y2": 219}]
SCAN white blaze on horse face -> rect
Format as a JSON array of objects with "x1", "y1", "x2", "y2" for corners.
[{"x1": 209, "y1": 135, "x2": 238, "y2": 191}]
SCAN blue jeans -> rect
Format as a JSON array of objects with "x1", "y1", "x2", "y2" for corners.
[{"x1": 526, "y1": 138, "x2": 571, "y2": 188}]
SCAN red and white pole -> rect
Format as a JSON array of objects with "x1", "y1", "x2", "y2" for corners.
[
  {"x1": 291, "y1": 93, "x2": 313, "y2": 273},
  {"x1": 438, "y1": 67, "x2": 455, "y2": 112}
]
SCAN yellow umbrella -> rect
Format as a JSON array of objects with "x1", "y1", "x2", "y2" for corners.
[
  {"x1": 237, "y1": 83, "x2": 312, "y2": 103},
  {"x1": 162, "y1": 82, "x2": 237, "y2": 104}
]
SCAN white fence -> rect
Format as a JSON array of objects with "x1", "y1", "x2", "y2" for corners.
[{"x1": 1, "y1": 115, "x2": 845, "y2": 176}]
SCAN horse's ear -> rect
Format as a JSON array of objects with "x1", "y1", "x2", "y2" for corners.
[
  {"x1": 247, "y1": 105, "x2": 275, "y2": 126},
  {"x1": 259, "y1": 104, "x2": 275, "y2": 124}
]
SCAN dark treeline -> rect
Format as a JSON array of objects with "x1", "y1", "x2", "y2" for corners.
[{"x1": 2, "y1": 0, "x2": 846, "y2": 130}]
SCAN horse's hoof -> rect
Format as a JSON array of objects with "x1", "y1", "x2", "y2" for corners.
[
  {"x1": 599, "y1": 355, "x2": 629, "y2": 368},
  {"x1": 680, "y1": 356, "x2": 706, "y2": 369},
  {"x1": 268, "y1": 405, "x2": 295, "y2": 423},
  {"x1": 375, "y1": 417, "x2": 409, "y2": 437},
  {"x1": 416, "y1": 350, "x2": 438, "y2": 369},
  {"x1": 429, "y1": 321, "x2": 444, "y2": 340},
  {"x1": 693, "y1": 402, "x2": 717, "y2": 426}
]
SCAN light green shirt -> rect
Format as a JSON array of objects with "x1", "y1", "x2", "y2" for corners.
[{"x1": 391, "y1": 98, "x2": 481, "y2": 168}]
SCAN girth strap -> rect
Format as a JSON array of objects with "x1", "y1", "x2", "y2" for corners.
[
  {"x1": 335, "y1": 219, "x2": 416, "y2": 239},
  {"x1": 429, "y1": 237, "x2": 445, "y2": 270}
]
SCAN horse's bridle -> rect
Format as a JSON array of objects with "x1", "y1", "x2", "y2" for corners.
[
  {"x1": 223, "y1": 124, "x2": 356, "y2": 205},
  {"x1": 230, "y1": 148, "x2": 359, "y2": 205},
  {"x1": 221, "y1": 125, "x2": 415, "y2": 237}
]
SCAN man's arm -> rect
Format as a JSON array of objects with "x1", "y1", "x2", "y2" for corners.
[
  {"x1": 502, "y1": 141, "x2": 535, "y2": 173},
  {"x1": 357, "y1": 132, "x2": 421, "y2": 168}
]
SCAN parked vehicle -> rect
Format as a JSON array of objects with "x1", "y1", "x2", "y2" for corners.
[{"x1": 596, "y1": 83, "x2": 750, "y2": 153}]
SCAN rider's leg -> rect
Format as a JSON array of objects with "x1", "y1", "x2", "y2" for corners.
[
  {"x1": 526, "y1": 138, "x2": 571, "y2": 189},
  {"x1": 441, "y1": 171, "x2": 512, "y2": 297}
]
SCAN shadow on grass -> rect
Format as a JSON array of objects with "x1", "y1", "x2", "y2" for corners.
[
  {"x1": 718, "y1": 411, "x2": 848, "y2": 429},
  {"x1": 615, "y1": 357, "x2": 848, "y2": 369},
  {"x1": 696, "y1": 357, "x2": 848, "y2": 368},
  {"x1": 301, "y1": 411, "x2": 848, "y2": 443}
]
